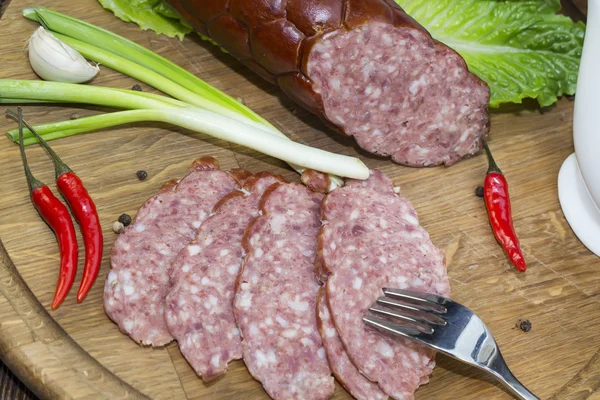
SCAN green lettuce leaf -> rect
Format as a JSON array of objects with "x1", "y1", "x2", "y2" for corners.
[
  {"x1": 153, "y1": 1, "x2": 186, "y2": 22},
  {"x1": 98, "y1": 0, "x2": 191, "y2": 40},
  {"x1": 97, "y1": 0, "x2": 222, "y2": 46},
  {"x1": 396, "y1": 0, "x2": 585, "y2": 107}
]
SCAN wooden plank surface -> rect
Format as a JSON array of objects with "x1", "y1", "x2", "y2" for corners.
[{"x1": 0, "y1": 0, "x2": 598, "y2": 399}]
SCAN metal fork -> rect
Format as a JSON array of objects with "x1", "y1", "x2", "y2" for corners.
[{"x1": 363, "y1": 288, "x2": 539, "y2": 400}]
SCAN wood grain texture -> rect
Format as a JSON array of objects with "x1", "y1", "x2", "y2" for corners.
[{"x1": 0, "y1": 0, "x2": 598, "y2": 399}]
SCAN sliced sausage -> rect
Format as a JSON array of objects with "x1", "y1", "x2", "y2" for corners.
[
  {"x1": 234, "y1": 182, "x2": 334, "y2": 399},
  {"x1": 104, "y1": 157, "x2": 249, "y2": 346},
  {"x1": 316, "y1": 289, "x2": 387, "y2": 400},
  {"x1": 164, "y1": 173, "x2": 285, "y2": 380}
]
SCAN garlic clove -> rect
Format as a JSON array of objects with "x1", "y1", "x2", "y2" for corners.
[{"x1": 28, "y1": 26, "x2": 99, "y2": 84}]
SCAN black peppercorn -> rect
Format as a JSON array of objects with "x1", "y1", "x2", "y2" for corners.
[
  {"x1": 136, "y1": 170, "x2": 148, "y2": 181},
  {"x1": 118, "y1": 213, "x2": 132, "y2": 227},
  {"x1": 131, "y1": 84, "x2": 142, "y2": 91},
  {"x1": 518, "y1": 319, "x2": 531, "y2": 332},
  {"x1": 475, "y1": 185, "x2": 484, "y2": 198}
]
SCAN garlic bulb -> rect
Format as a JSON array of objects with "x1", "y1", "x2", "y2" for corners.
[{"x1": 28, "y1": 26, "x2": 99, "y2": 83}]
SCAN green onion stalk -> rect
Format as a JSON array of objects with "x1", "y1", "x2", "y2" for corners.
[{"x1": 1, "y1": 80, "x2": 367, "y2": 180}]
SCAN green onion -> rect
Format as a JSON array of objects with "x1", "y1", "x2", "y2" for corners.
[
  {"x1": 6, "y1": 110, "x2": 150, "y2": 145},
  {"x1": 53, "y1": 33, "x2": 252, "y2": 122},
  {"x1": 0, "y1": 98, "x2": 64, "y2": 104},
  {"x1": 4, "y1": 104, "x2": 367, "y2": 179},
  {"x1": 23, "y1": 7, "x2": 268, "y2": 126},
  {"x1": 0, "y1": 79, "x2": 182, "y2": 110},
  {"x1": 18, "y1": 128, "x2": 100, "y2": 146},
  {"x1": 3, "y1": 78, "x2": 284, "y2": 145},
  {"x1": 1, "y1": 80, "x2": 368, "y2": 179}
]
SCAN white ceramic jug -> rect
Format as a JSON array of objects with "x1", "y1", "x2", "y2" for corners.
[{"x1": 558, "y1": 0, "x2": 600, "y2": 256}]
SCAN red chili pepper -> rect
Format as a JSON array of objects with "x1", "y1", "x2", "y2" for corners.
[
  {"x1": 20, "y1": 117, "x2": 104, "y2": 303},
  {"x1": 483, "y1": 144, "x2": 527, "y2": 272},
  {"x1": 13, "y1": 108, "x2": 79, "y2": 309}
]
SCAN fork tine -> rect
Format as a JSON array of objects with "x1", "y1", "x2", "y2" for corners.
[
  {"x1": 368, "y1": 304, "x2": 436, "y2": 333},
  {"x1": 363, "y1": 316, "x2": 432, "y2": 345},
  {"x1": 383, "y1": 288, "x2": 448, "y2": 313},
  {"x1": 373, "y1": 298, "x2": 447, "y2": 326}
]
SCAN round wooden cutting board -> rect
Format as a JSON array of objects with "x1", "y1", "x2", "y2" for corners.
[{"x1": 0, "y1": 0, "x2": 598, "y2": 399}]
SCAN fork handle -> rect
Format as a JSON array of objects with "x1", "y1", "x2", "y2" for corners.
[
  {"x1": 488, "y1": 358, "x2": 539, "y2": 400},
  {"x1": 495, "y1": 370, "x2": 539, "y2": 400}
]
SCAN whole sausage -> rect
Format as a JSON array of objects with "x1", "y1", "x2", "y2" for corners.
[{"x1": 165, "y1": 0, "x2": 490, "y2": 167}]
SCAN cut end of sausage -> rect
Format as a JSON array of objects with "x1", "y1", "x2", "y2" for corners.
[{"x1": 307, "y1": 22, "x2": 490, "y2": 167}]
